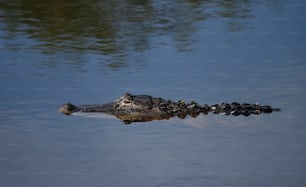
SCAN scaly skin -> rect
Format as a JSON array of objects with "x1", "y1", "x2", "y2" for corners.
[{"x1": 59, "y1": 93, "x2": 280, "y2": 124}]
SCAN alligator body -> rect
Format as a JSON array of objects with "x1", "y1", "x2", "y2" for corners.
[{"x1": 59, "y1": 93, "x2": 280, "y2": 124}]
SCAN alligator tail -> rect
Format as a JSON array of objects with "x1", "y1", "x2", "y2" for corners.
[{"x1": 205, "y1": 102, "x2": 280, "y2": 116}]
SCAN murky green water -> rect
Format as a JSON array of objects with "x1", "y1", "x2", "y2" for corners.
[{"x1": 1, "y1": 0, "x2": 306, "y2": 186}]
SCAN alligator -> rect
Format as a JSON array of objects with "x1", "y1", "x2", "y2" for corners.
[{"x1": 59, "y1": 93, "x2": 280, "y2": 124}]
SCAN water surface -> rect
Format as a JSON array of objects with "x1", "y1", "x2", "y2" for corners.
[{"x1": 1, "y1": 0, "x2": 306, "y2": 186}]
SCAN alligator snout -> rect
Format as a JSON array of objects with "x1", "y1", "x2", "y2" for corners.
[{"x1": 59, "y1": 103, "x2": 77, "y2": 115}]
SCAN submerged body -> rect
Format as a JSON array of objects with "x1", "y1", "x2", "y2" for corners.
[{"x1": 59, "y1": 93, "x2": 280, "y2": 124}]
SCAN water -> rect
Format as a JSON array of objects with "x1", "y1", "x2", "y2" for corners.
[{"x1": 1, "y1": 0, "x2": 306, "y2": 186}]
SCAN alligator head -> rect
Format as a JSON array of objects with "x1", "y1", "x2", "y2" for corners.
[{"x1": 113, "y1": 93, "x2": 154, "y2": 111}]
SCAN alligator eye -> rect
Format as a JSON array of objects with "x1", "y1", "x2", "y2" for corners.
[{"x1": 124, "y1": 101, "x2": 131, "y2": 104}]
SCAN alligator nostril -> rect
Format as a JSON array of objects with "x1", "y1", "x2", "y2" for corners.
[
  {"x1": 58, "y1": 103, "x2": 76, "y2": 115},
  {"x1": 59, "y1": 105, "x2": 71, "y2": 115}
]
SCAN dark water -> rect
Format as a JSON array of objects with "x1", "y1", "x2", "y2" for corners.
[{"x1": 1, "y1": 0, "x2": 306, "y2": 186}]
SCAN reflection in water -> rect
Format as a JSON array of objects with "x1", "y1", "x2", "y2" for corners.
[
  {"x1": 59, "y1": 93, "x2": 280, "y2": 124},
  {"x1": 0, "y1": 0, "x2": 279, "y2": 68}
]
